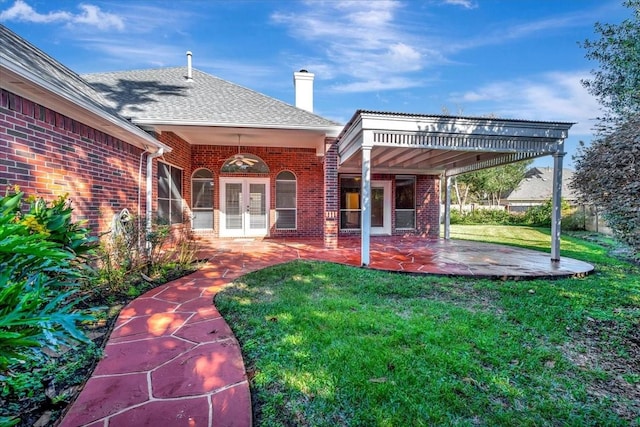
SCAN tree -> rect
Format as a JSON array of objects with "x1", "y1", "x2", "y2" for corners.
[
  {"x1": 572, "y1": 117, "x2": 640, "y2": 252},
  {"x1": 580, "y1": 0, "x2": 640, "y2": 128},
  {"x1": 455, "y1": 160, "x2": 531, "y2": 208},
  {"x1": 574, "y1": 0, "x2": 640, "y2": 254}
]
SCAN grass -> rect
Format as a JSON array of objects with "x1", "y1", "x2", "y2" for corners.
[{"x1": 216, "y1": 225, "x2": 640, "y2": 426}]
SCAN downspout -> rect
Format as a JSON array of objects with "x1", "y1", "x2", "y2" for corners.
[{"x1": 146, "y1": 147, "x2": 164, "y2": 253}]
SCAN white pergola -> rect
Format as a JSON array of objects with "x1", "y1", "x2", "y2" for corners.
[{"x1": 336, "y1": 110, "x2": 574, "y2": 266}]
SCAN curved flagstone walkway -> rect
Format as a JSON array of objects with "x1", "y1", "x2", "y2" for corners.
[{"x1": 60, "y1": 237, "x2": 593, "y2": 426}]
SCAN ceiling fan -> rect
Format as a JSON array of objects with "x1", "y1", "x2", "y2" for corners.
[{"x1": 231, "y1": 154, "x2": 258, "y2": 167}]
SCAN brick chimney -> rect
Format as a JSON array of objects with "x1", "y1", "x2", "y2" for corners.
[{"x1": 293, "y1": 69, "x2": 314, "y2": 113}]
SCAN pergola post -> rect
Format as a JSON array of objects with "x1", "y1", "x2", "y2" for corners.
[
  {"x1": 551, "y1": 151, "x2": 565, "y2": 262},
  {"x1": 444, "y1": 176, "x2": 452, "y2": 240},
  {"x1": 361, "y1": 146, "x2": 372, "y2": 266}
]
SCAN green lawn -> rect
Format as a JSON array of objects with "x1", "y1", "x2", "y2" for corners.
[{"x1": 215, "y1": 226, "x2": 640, "y2": 426}]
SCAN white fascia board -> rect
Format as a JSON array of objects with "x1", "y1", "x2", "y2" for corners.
[
  {"x1": 1, "y1": 60, "x2": 170, "y2": 153},
  {"x1": 359, "y1": 112, "x2": 574, "y2": 140},
  {"x1": 132, "y1": 119, "x2": 344, "y2": 138}
]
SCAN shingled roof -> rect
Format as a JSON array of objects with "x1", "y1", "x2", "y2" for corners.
[
  {"x1": 506, "y1": 167, "x2": 577, "y2": 203},
  {"x1": 83, "y1": 67, "x2": 341, "y2": 129},
  {"x1": 0, "y1": 25, "x2": 113, "y2": 114},
  {"x1": 0, "y1": 24, "x2": 168, "y2": 152}
]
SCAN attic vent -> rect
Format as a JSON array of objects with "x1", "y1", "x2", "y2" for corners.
[{"x1": 186, "y1": 51, "x2": 193, "y2": 81}]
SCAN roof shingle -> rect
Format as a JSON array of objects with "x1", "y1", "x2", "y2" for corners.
[{"x1": 83, "y1": 67, "x2": 341, "y2": 128}]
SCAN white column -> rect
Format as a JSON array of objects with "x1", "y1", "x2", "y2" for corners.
[
  {"x1": 361, "y1": 147, "x2": 372, "y2": 266},
  {"x1": 444, "y1": 175, "x2": 452, "y2": 240},
  {"x1": 551, "y1": 151, "x2": 565, "y2": 262}
]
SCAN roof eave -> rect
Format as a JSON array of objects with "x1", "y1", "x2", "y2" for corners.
[
  {"x1": 1, "y1": 58, "x2": 170, "y2": 153},
  {"x1": 131, "y1": 118, "x2": 344, "y2": 138}
]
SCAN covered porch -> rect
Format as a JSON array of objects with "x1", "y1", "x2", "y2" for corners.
[
  {"x1": 335, "y1": 111, "x2": 574, "y2": 266},
  {"x1": 195, "y1": 236, "x2": 594, "y2": 279}
]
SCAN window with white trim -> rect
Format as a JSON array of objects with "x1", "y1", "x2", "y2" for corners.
[
  {"x1": 395, "y1": 176, "x2": 415, "y2": 229},
  {"x1": 158, "y1": 162, "x2": 183, "y2": 224},
  {"x1": 340, "y1": 176, "x2": 361, "y2": 230},
  {"x1": 275, "y1": 171, "x2": 296, "y2": 229}
]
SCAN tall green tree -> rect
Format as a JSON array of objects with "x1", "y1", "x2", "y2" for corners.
[
  {"x1": 580, "y1": 0, "x2": 640, "y2": 128},
  {"x1": 574, "y1": 0, "x2": 640, "y2": 254},
  {"x1": 572, "y1": 118, "x2": 640, "y2": 252},
  {"x1": 455, "y1": 160, "x2": 531, "y2": 207}
]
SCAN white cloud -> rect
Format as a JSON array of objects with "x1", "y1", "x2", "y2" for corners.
[
  {"x1": 0, "y1": 0, "x2": 124, "y2": 30},
  {"x1": 271, "y1": 1, "x2": 436, "y2": 93},
  {"x1": 451, "y1": 71, "x2": 601, "y2": 135},
  {"x1": 73, "y1": 4, "x2": 124, "y2": 31},
  {"x1": 443, "y1": 0, "x2": 478, "y2": 9},
  {"x1": 0, "y1": 0, "x2": 71, "y2": 23},
  {"x1": 332, "y1": 77, "x2": 424, "y2": 93}
]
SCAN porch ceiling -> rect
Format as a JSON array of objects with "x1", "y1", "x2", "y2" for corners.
[
  {"x1": 149, "y1": 124, "x2": 333, "y2": 155},
  {"x1": 337, "y1": 111, "x2": 574, "y2": 176}
]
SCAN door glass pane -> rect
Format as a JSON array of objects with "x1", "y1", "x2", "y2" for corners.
[
  {"x1": 249, "y1": 183, "x2": 266, "y2": 229},
  {"x1": 371, "y1": 187, "x2": 384, "y2": 227},
  {"x1": 225, "y1": 183, "x2": 242, "y2": 229}
]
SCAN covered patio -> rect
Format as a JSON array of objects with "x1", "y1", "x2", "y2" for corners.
[
  {"x1": 197, "y1": 236, "x2": 594, "y2": 279},
  {"x1": 335, "y1": 111, "x2": 574, "y2": 267}
]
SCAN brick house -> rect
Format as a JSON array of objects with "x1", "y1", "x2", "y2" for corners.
[{"x1": 1, "y1": 25, "x2": 574, "y2": 264}]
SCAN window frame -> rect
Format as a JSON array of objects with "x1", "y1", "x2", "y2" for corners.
[
  {"x1": 339, "y1": 175, "x2": 362, "y2": 231},
  {"x1": 394, "y1": 175, "x2": 416, "y2": 230},
  {"x1": 191, "y1": 168, "x2": 214, "y2": 210},
  {"x1": 157, "y1": 161, "x2": 184, "y2": 225},
  {"x1": 275, "y1": 170, "x2": 297, "y2": 230}
]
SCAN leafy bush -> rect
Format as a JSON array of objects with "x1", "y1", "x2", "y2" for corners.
[
  {"x1": 523, "y1": 199, "x2": 572, "y2": 227},
  {"x1": 449, "y1": 207, "x2": 520, "y2": 225},
  {"x1": 0, "y1": 190, "x2": 96, "y2": 372},
  {"x1": 94, "y1": 214, "x2": 197, "y2": 299},
  {"x1": 562, "y1": 208, "x2": 587, "y2": 231},
  {"x1": 449, "y1": 199, "x2": 584, "y2": 230}
]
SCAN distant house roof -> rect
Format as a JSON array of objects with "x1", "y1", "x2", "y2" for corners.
[
  {"x1": 83, "y1": 67, "x2": 341, "y2": 130},
  {"x1": 506, "y1": 167, "x2": 577, "y2": 203},
  {"x1": 0, "y1": 24, "x2": 168, "y2": 152}
]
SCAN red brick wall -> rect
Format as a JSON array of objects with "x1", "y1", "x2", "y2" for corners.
[
  {"x1": 0, "y1": 89, "x2": 147, "y2": 235},
  {"x1": 336, "y1": 173, "x2": 440, "y2": 238},
  {"x1": 415, "y1": 175, "x2": 440, "y2": 238},
  {"x1": 190, "y1": 144, "x2": 325, "y2": 237},
  {"x1": 323, "y1": 139, "x2": 339, "y2": 248}
]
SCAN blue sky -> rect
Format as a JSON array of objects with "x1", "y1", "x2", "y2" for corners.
[{"x1": 0, "y1": 0, "x2": 632, "y2": 168}]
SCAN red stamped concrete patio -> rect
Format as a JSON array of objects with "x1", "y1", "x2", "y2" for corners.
[{"x1": 60, "y1": 237, "x2": 593, "y2": 427}]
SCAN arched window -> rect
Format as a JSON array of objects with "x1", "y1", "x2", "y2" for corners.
[
  {"x1": 276, "y1": 171, "x2": 296, "y2": 229},
  {"x1": 191, "y1": 168, "x2": 213, "y2": 229},
  {"x1": 221, "y1": 153, "x2": 269, "y2": 174}
]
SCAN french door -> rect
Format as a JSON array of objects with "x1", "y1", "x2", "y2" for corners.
[{"x1": 220, "y1": 178, "x2": 269, "y2": 237}]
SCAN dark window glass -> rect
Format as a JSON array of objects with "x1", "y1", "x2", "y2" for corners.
[
  {"x1": 157, "y1": 162, "x2": 183, "y2": 224},
  {"x1": 395, "y1": 176, "x2": 415, "y2": 229},
  {"x1": 276, "y1": 171, "x2": 296, "y2": 229}
]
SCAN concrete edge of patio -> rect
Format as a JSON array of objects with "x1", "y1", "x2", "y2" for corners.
[{"x1": 59, "y1": 237, "x2": 594, "y2": 427}]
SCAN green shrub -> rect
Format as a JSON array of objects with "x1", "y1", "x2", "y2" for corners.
[
  {"x1": 449, "y1": 207, "x2": 520, "y2": 225},
  {"x1": 0, "y1": 190, "x2": 96, "y2": 372},
  {"x1": 523, "y1": 199, "x2": 573, "y2": 227},
  {"x1": 562, "y1": 208, "x2": 587, "y2": 231},
  {"x1": 94, "y1": 214, "x2": 197, "y2": 299}
]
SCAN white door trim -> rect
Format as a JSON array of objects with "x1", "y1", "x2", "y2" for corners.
[
  {"x1": 371, "y1": 180, "x2": 392, "y2": 235},
  {"x1": 219, "y1": 177, "x2": 270, "y2": 238}
]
